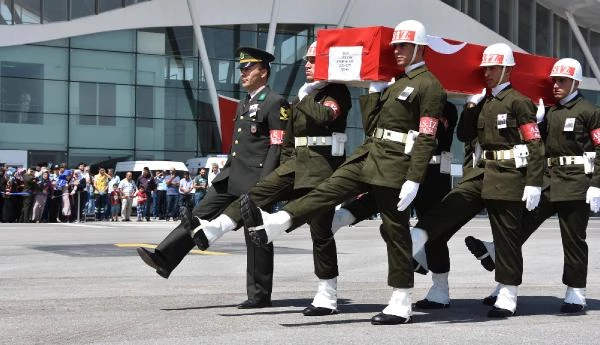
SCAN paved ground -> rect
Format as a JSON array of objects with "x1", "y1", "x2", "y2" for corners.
[{"x1": 2, "y1": 217, "x2": 600, "y2": 345}]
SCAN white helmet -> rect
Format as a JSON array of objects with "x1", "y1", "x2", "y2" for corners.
[
  {"x1": 304, "y1": 41, "x2": 317, "y2": 59},
  {"x1": 391, "y1": 20, "x2": 428, "y2": 46},
  {"x1": 480, "y1": 43, "x2": 515, "y2": 67},
  {"x1": 550, "y1": 58, "x2": 582, "y2": 81}
]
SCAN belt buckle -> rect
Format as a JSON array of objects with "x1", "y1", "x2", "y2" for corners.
[
  {"x1": 484, "y1": 151, "x2": 495, "y2": 160},
  {"x1": 310, "y1": 137, "x2": 317, "y2": 145}
]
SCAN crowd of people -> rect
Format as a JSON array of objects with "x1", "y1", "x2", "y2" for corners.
[{"x1": 0, "y1": 162, "x2": 219, "y2": 223}]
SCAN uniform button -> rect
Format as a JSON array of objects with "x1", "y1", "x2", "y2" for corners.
[
  {"x1": 234, "y1": 140, "x2": 238, "y2": 144},
  {"x1": 237, "y1": 128, "x2": 242, "y2": 132},
  {"x1": 259, "y1": 163, "x2": 263, "y2": 167},
  {"x1": 240, "y1": 116, "x2": 244, "y2": 119},
  {"x1": 232, "y1": 152, "x2": 237, "y2": 157}
]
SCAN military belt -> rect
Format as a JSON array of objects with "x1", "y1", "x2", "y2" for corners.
[
  {"x1": 294, "y1": 136, "x2": 333, "y2": 147},
  {"x1": 482, "y1": 149, "x2": 514, "y2": 160},
  {"x1": 547, "y1": 156, "x2": 584, "y2": 166},
  {"x1": 429, "y1": 155, "x2": 441, "y2": 164},
  {"x1": 372, "y1": 128, "x2": 408, "y2": 143}
]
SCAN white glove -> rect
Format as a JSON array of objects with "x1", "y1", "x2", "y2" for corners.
[
  {"x1": 535, "y1": 98, "x2": 545, "y2": 123},
  {"x1": 298, "y1": 81, "x2": 327, "y2": 101},
  {"x1": 466, "y1": 88, "x2": 486, "y2": 105},
  {"x1": 397, "y1": 180, "x2": 420, "y2": 211},
  {"x1": 521, "y1": 186, "x2": 542, "y2": 211},
  {"x1": 586, "y1": 186, "x2": 600, "y2": 213},
  {"x1": 369, "y1": 81, "x2": 391, "y2": 93}
]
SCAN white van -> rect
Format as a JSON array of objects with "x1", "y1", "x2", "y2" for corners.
[
  {"x1": 114, "y1": 160, "x2": 188, "y2": 179},
  {"x1": 185, "y1": 155, "x2": 228, "y2": 173}
]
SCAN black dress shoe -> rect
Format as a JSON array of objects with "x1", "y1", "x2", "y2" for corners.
[
  {"x1": 237, "y1": 299, "x2": 272, "y2": 309},
  {"x1": 192, "y1": 229, "x2": 209, "y2": 250},
  {"x1": 482, "y1": 295, "x2": 497, "y2": 306},
  {"x1": 413, "y1": 259, "x2": 429, "y2": 275},
  {"x1": 370, "y1": 312, "x2": 410, "y2": 325},
  {"x1": 136, "y1": 247, "x2": 171, "y2": 279},
  {"x1": 465, "y1": 236, "x2": 495, "y2": 271},
  {"x1": 302, "y1": 304, "x2": 338, "y2": 316},
  {"x1": 414, "y1": 298, "x2": 450, "y2": 309},
  {"x1": 560, "y1": 303, "x2": 585, "y2": 313},
  {"x1": 240, "y1": 194, "x2": 269, "y2": 246},
  {"x1": 179, "y1": 206, "x2": 199, "y2": 232},
  {"x1": 487, "y1": 306, "x2": 514, "y2": 318}
]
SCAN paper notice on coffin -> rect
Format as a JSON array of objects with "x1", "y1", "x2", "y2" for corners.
[{"x1": 327, "y1": 46, "x2": 363, "y2": 81}]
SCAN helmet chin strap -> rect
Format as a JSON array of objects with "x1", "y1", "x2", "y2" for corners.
[
  {"x1": 568, "y1": 80, "x2": 576, "y2": 96},
  {"x1": 408, "y1": 45, "x2": 419, "y2": 66},
  {"x1": 497, "y1": 66, "x2": 506, "y2": 88}
]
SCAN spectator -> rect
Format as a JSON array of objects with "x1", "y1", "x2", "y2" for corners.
[
  {"x1": 164, "y1": 167, "x2": 180, "y2": 221},
  {"x1": 118, "y1": 171, "x2": 136, "y2": 222},
  {"x1": 193, "y1": 168, "x2": 208, "y2": 207},
  {"x1": 19, "y1": 167, "x2": 36, "y2": 223},
  {"x1": 207, "y1": 163, "x2": 219, "y2": 187},
  {"x1": 109, "y1": 184, "x2": 121, "y2": 222},
  {"x1": 32, "y1": 170, "x2": 52, "y2": 223},
  {"x1": 178, "y1": 171, "x2": 194, "y2": 213},
  {"x1": 83, "y1": 165, "x2": 95, "y2": 216},
  {"x1": 56, "y1": 169, "x2": 72, "y2": 222},
  {"x1": 154, "y1": 170, "x2": 167, "y2": 220},
  {"x1": 93, "y1": 167, "x2": 109, "y2": 221},
  {"x1": 136, "y1": 185, "x2": 148, "y2": 222},
  {"x1": 106, "y1": 169, "x2": 120, "y2": 221},
  {"x1": 137, "y1": 167, "x2": 156, "y2": 221}
]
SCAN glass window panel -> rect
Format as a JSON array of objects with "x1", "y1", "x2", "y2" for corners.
[
  {"x1": 69, "y1": 114, "x2": 134, "y2": 149},
  {"x1": 70, "y1": 50, "x2": 135, "y2": 84},
  {"x1": 480, "y1": 0, "x2": 496, "y2": 31},
  {"x1": 164, "y1": 87, "x2": 197, "y2": 120},
  {"x1": 136, "y1": 85, "x2": 154, "y2": 118},
  {"x1": 202, "y1": 27, "x2": 236, "y2": 59},
  {"x1": 499, "y1": 0, "x2": 514, "y2": 40},
  {"x1": 137, "y1": 54, "x2": 166, "y2": 86},
  {"x1": 99, "y1": 0, "x2": 123, "y2": 12},
  {"x1": 71, "y1": 30, "x2": 135, "y2": 52},
  {"x1": 1, "y1": 77, "x2": 67, "y2": 121},
  {"x1": 165, "y1": 27, "x2": 195, "y2": 57},
  {"x1": 0, "y1": 45, "x2": 68, "y2": 79},
  {"x1": 517, "y1": 0, "x2": 532, "y2": 51},
  {"x1": 572, "y1": 27, "x2": 586, "y2": 75},
  {"x1": 68, "y1": 148, "x2": 134, "y2": 169},
  {"x1": 441, "y1": 0, "x2": 460, "y2": 9},
  {"x1": 137, "y1": 29, "x2": 166, "y2": 55},
  {"x1": 0, "y1": 112, "x2": 67, "y2": 151},
  {"x1": 69, "y1": 82, "x2": 133, "y2": 117},
  {"x1": 136, "y1": 118, "x2": 198, "y2": 152},
  {"x1": 535, "y1": 3, "x2": 551, "y2": 56},
  {"x1": 467, "y1": 0, "x2": 478, "y2": 20},
  {"x1": 70, "y1": 0, "x2": 95, "y2": 20},
  {"x1": 554, "y1": 15, "x2": 570, "y2": 58},
  {"x1": 591, "y1": 31, "x2": 600, "y2": 79},
  {"x1": 33, "y1": 38, "x2": 68, "y2": 47},
  {"x1": 1, "y1": 0, "x2": 14, "y2": 25},
  {"x1": 42, "y1": 0, "x2": 67, "y2": 23},
  {"x1": 125, "y1": 0, "x2": 149, "y2": 6},
  {"x1": 137, "y1": 55, "x2": 198, "y2": 89},
  {"x1": 14, "y1": 0, "x2": 40, "y2": 24}
]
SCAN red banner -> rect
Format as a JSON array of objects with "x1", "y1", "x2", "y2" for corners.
[
  {"x1": 315, "y1": 26, "x2": 557, "y2": 104},
  {"x1": 218, "y1": 95, "x2": 239, "y2": 153}
]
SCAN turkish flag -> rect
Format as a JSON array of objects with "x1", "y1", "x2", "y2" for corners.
[{"x1": 315, "y1": 26, "x2": 557, "y2": 104}]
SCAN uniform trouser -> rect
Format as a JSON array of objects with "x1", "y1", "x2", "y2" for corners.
[
  {"x1": 486, "y1": 199, "x2": 525, "y2": 286},
  {"x1": 282, "y1": 158, "x2": 413, "y2": 288},
  {"x1": 520, "y1": 189, "x2": 589, "y2": 288},
  {"x1": 415, "y1": 176, "x2": 485, "y2": 273},
  {"x1": 155, "y1": 183, "x2": 274, "y2": 303},
  {"x1": 20, "y1": 194, "x2": 32, "y2": 222},
  {"x1": 221, "y1": 171, "x2": 338, "y2": 279}
]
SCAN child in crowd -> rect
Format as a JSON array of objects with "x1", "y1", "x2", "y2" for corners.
[
  {"x1": 109, "y1": 184, "x2": 121, "y2": 222},
  {"x1": 135, "y1": 185, "x2": 147, "y2": 221}
]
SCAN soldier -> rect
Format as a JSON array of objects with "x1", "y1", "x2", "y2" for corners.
[
  {"x1": 240, "y1": 20, "x2": 447, "y2": 325},
  {"x1": 136, "y1": 47, "x2": 289, "y2": 309},
  {"x1": 186, "y1": 41, "x2": 352, "y2": 316},
  {"x1": 466, "y1": 58, "x2": 600, "y2": 313}
]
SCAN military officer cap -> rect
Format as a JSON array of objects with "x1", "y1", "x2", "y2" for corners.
[{"x1": 236, "y1": 47, "x2": 275, "y2": 70}]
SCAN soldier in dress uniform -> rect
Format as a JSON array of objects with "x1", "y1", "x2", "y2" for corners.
[
  {"x1": 239, "y1": 20, "x2": 447, "y2": 325},
  {"x1": 465, "y1": 58, "x2": 600, "y2": 313},
  {"x1": 136, "y1": 47, "x2": 289, "y2": 309},
  {"x1": 184, "y1": 41, "x2": 352, "y2": 316}
]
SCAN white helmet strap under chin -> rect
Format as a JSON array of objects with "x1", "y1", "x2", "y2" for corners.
[
  {"x1": 408, "y1": 45, "x2": 419, "y2": 66},
  {"x1": 568, "y1": 80, "x2": 576, "y2": 95},
  {"x1": 497, "y1": 66, "x2": 506, "y2": 88}
]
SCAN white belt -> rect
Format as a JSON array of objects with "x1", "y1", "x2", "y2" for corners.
[
  {"x1": 372, "y1": 128, "x2": 408, "y2": 143},
  {"x1": 294, "y1": 136, "x2": 333, "y2": 147},
  {"x1": 482, "y1": 149, "x2": 514, "y2": 160},
  {"x1": 547, "y1": 156, "x2": 585, "y2": 166},
  {"x1": 429, "y1": 155, "x2": 441, "y2": 164}
]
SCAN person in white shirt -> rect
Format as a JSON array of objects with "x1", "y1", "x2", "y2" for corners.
[
  {"x1": 178, "y1": 171, "x2": 194, "y2": 213},
  {"x1": 118, "y1": 171, "x2": 137, "y2": 221},
  {"x1": 207, "y1": 163, "x2": 220, "y2": 187}
]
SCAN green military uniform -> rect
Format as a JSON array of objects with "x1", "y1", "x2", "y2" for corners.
[
  {"x1": 511, "y1": 93, "x2": 600, "y2": 288},
  {"x1": 153, "y1": 85, "x2": 288, "y2": 304},
  {"x1": 279, "y1": 65, "x2": 446, "y2": 289},
  {"x1": 477, "y1": 85, "x2": 544, "y2": 286},
  {"x1": 220, "y1": 82, "x2": 352, "y2": 280}
]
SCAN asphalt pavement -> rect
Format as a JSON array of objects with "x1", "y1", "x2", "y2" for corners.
[{"x1": 2, "y1": 217, "x2": 600, "y2": 344}]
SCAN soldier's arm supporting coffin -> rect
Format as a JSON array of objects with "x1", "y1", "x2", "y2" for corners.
[{"x1": 314, "y1": 26, "x2": 557, "y2": 105}]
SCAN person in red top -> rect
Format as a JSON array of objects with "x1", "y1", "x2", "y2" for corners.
[{"x1": 136, "y1": 186, "x2": 148, "y2": 222}]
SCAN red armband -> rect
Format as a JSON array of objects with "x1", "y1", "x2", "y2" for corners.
[
  {"x1": 591, "y1": 128, "x2": 600, "y2": 146},
  {"x1": 519, "y1": 122, "x2": 541, "y2": 141},
  {"x1": 419, "y1": 116, "x2": 438, "y2": 135},
  {"x1": 269, "y1": 129, "x2": 285, "y2": 145},
  {"x1": 323, "y1": 100, "x2": 341, "y2": 119}
]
